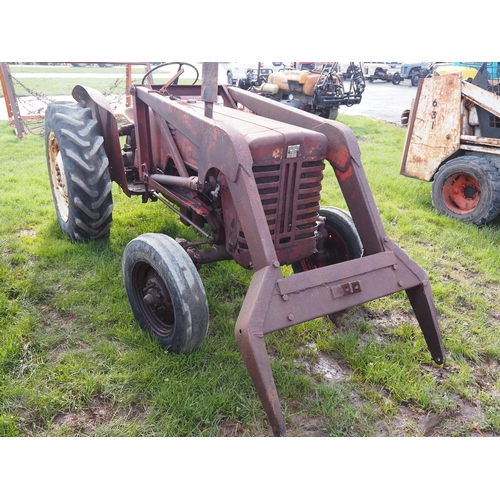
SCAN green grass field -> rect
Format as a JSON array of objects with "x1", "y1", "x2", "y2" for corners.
[{"x1": 1, "y1": 79, "x2": 500, "y2": 436}]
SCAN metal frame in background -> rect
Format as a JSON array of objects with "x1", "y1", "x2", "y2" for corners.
[
  {"x1": 0, "y1": 62, "x2": 153, "y2": 139},
  {"x1": 0, "y1": 62, "x2": 25, "y2": 138}
]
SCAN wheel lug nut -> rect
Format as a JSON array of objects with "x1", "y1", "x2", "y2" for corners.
[{"x1": 144, "y1": 293, "x2": 155, "y2": 307}]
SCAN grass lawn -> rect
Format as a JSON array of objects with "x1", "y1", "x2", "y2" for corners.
[{"x1": 1, "y1": 93, "x2": 500, "y2": 437}]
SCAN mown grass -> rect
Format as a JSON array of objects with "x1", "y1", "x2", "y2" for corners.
[{"x1": 1, "y1": 103, "x2": 499, "y2": 436}]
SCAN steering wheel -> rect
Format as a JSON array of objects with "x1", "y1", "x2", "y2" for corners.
[{"x1": 142, "y1": 62, "x2": 199, "y2": 85}]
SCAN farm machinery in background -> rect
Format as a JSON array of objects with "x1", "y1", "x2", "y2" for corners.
[
  {"x1": 44, "y1": 62, "x2": 444, "y2": 436},
  {"x1": 401, "y1": 62, "x2": 500, "y2": 225},
  {"x1": 240, "y1": 62, "x2": 366, "y2": 120},
  {"x1": 362, "y1": 62, "x2": 400, "y2": 83}
]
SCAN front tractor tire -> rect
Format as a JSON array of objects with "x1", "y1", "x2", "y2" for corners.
[
  {"x1": 122, "y1": 233, "x2": 209, "y2": 353},
  {"x1": 292, "y1": 207, "x2": 363, "y2": 273},
  {"x1": 45, "y1": 101, "x2": 113, "y2": 241},
  {"x1": 431, "y1": 155, "x2": 500, "y2": 225},
  {"x1": 292, "y1": 207, "x2": 363, "y2": 326}
]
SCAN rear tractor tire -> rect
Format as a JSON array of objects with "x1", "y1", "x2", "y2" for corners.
[
  {"x1": 122, "y1": 233, "x2": 209, "y2": 353},
  {"x1": 431, "y1": 155, "x2": 500, "y2": 225},
  {"x1": 45, "y1": 101, "x2": 113, "y2": 241}
]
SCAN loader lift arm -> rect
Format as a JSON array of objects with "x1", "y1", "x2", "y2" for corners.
[{"x1": 225, "y1": 86, "x2": 444, "y2": 435}]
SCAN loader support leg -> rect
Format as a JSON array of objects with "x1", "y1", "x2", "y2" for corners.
[
  {"x1": 388, "y1": 241, "x2": 445, "y2": 365},
  {"x1": 236, "y1": 326, "x2": 286, "y2": 436},
  {"x1": 406, "y1": 283, "x2": 445, "y2": 364},
  {"x1": 234, "y1": 265, "x2": 287, "y2": 436}
]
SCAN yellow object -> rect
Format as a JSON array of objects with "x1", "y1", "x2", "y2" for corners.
[
  {"x1": 433, "y1": 65, "x2": 478, "y2": 79},
  {"x1": 259, "y1": 83, "x2": 279, "y2": 94}
]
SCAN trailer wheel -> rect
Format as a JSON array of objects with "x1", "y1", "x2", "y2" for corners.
[
  {"x1": 122, "y1": 233, "x2": 209, "y2": 353},
  {"x1": 292, "y1": 207, "x2": 363, "y2": 273},
  {"x1": 432, "y1": 155, "x2": 500, "y2": 225},
  {"x1": 45, "y1": 101, "x2": 113, "y2": 241}
]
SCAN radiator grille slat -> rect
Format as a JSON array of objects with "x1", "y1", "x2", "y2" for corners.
[{"x1": 237, "y1": 159, "x2": 324, "y2": 251}]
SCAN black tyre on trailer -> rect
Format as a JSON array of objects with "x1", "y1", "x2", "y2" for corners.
[
  {"x1": 431, "y1": 155, "x2": 500, "y2": 225},
  {"x1": 45, "y1": 101, "x2": 113, "y2": 241}
]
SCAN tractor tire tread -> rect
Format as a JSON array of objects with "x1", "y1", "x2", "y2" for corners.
[
  {"x1": 45, "y1": 101, "x2": 113, "y2": 241},
  {"x1": 432, "y1": 155, "x2": 500, "y2": 225}
]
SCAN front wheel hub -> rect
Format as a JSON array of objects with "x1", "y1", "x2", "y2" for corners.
[{"x1": 138, "y1": 269, "x2": 175, "y2": 333}]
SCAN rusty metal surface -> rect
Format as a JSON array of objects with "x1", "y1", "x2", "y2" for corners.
[
  {"x1": 80, "y1": 63, "x2": 445, "y2": 436},
  {"x1": 400, "y1": 74, "x2": 463, "y2": 181},
  {"x1": 223, "y1": 83, "x2": 444, "y2": 434},
  {"x1": 0, "y1": 62, "x2": 25, "y2": 138},
  {"x1": 72, "y1": 85, "x2": 129, "y2": 194},
  {"x1": 462, "y1": 79, "x2": 500, "y2": 118},
  {"x1": 227, "y1": 86, "x2": 388, "y2": 257}
]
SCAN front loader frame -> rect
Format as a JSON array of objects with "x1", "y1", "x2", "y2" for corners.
[
  {"x1": 73, "y1": 63, "x2": 444, "y2": 436},
  {"x1": 224, "y1": 87, "x2": 444, "y2": 435}
]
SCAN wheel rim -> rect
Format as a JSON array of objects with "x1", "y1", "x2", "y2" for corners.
[
  {"x1": 132, "y1": 262, "x2": 175, "y2": 338},
  {"x1": 441, "y1": 172, "x2": 481, "y2": 214},
  {"x1": 47, "y1": 131, "x2": 69, "y2": 222}
]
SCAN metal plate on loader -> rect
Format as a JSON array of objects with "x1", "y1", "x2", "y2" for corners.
[{"x1": 401, "y1": 73, "x2": 462, "y2": 181}]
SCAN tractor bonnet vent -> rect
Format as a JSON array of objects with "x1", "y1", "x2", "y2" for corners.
[{"x1": 237, "y1": 158, "x2": 325, "y2": 264}]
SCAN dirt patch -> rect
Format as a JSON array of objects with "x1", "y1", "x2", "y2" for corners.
[
  {"x1": 290, "y1": 307, "x2": 499, "y2": 436},
  {"x1": 53, "y1": 394, "x2": 114, "y2": 433},
  {"x1": 312, "y1": 353, "x2": 351, "y2": 384},
  {"x1": 423, "y1": 396, "x2": 490, "y2": 437},
  {"x1": 39, "y1": 304, "x2": 78, "y2": 326},
  {"x1": 52, "y1": 393, "x2": 145, "y2": 434},
  {"x1": 296, "y1": 342, "x2": 351, "y2": 384},
  {"x1": 362, "y1": 307, "x2": 419, "y2": 334},
  {"x1": 16, "y1": 229, "x2": 37, "y2": 237},
  {"x1": 287, "y1": 409, "x2": 329, "y2": 437},
  {"x1": 220, "y1": 419, "x2": 274, "y2": 437}
]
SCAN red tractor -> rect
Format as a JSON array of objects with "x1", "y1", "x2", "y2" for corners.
[{"x1": 45, "y1": 62, "x2": 444, "y2": 436}]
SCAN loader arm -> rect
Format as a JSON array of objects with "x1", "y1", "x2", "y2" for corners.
[
  {"x1": 461, "y1": 79, "x2": 500, "y2": 119},
  {"x1": 226, "y1": 85, "x2": 444, "y2": 436},
  {"x1": 227, "y1": 86, "x2": 387, "y2": 256}
]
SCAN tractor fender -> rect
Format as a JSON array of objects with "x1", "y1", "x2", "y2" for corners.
[{"x1": 71, "y1": 85, "x2": 129, "y2": 195}]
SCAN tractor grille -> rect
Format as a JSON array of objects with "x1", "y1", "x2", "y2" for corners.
[{"x1": 238, "y1": 159, "x2": 324, "y2": 252}]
